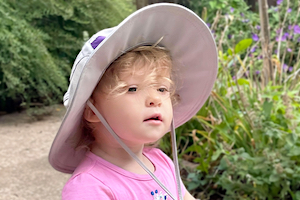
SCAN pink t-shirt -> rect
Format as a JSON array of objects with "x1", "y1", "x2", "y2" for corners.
[{"x1": 62, "y1": 148, "x2": 185, "y2": 199}]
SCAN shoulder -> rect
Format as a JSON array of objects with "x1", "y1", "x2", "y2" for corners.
[
  {"x1": 62, "y1": 172, "x2": 115, "y2": 200},
  {"x1": 62, "y1": 152, "x2": 116, "y2": 200}
]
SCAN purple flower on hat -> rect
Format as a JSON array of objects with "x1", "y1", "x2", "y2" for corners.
[
  {"x1": 277, "y1": 0, "x2": 283, "y2": 5},
  {"x1": 206, "y1": 23, "x2": 211, "y2": 28},
  {"x1": 252, "y1": 33, "x2": 259, "y2": 41},
  {"x1": 294, "y1": 25, "x2": 300, "y2": 34},
  {"x1": 91, "y1": 36, "x2": 106, "y2": 49}
]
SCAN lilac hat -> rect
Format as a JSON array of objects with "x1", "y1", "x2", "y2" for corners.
[{"x1": 49, "y1": 3, "x2": 218, "y2": 173}]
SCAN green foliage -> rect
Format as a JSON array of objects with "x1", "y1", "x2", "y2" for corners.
[
  {"x1": 0, "y1": 1, "x2": 66, "y2": 106},
  {"x1": 0, "y1": 0, "x2": 135, "y2": 109},
  {"x1": 168, "y1": 0, "x2": 300, "y2": 199}
]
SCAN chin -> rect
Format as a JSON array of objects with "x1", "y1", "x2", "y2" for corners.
[
  {"x1": 144, "y1": 135, "x2": 165, "y2": 145},
  {"x1": 143, "y1": 137, "x2": 161, "y2": 146}
]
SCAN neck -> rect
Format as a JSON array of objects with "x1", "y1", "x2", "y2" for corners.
[{"x1": 90, "y1": 137, "x2": 154, "y2": 174}]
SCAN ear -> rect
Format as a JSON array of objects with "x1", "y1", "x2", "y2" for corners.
[{"x1": 83, "y1": 98, "x2": 101, "y2": 123}]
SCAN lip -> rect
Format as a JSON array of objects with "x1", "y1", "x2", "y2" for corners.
[{"x1": 143, "y1": 113, "x2": 163, "y2": 123}]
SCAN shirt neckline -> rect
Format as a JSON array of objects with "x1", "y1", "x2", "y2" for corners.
[{"x1": 86, "y1": 148, "x2": 160, "y2": 181}]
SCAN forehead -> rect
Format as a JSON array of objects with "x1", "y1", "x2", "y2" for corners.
[
  {"x1": 120, "y1": 63, "x2": 171, "y2": 78},
  {"x1": 111, "y1": 46, "x2": 172, "y2": 75}
]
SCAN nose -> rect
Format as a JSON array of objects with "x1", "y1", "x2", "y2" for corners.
[{"x1": 145, "y1": 91, "x2": 162, "y2": 107}]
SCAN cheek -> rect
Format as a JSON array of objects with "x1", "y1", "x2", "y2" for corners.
[{"x1": 164, "y1": 100, "x2": 173, "y2": 120}]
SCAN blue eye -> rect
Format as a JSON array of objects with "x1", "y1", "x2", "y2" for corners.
[{"x1": 128, "y1": 87, "x2": 137, "y2": 92}]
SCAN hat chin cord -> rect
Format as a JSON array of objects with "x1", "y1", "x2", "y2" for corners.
[{"x1": 87, "y1": 100, "x2": 183, "y2": 200}]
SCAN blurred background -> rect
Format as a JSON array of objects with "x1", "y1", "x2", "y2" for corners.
[{"x1": 1, "y1": 0, "x2": 300, "y2": 199}]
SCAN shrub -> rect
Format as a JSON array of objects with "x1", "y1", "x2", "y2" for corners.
[{"x1": 0, "y1": 0, "x2": 135, "y2": 111}]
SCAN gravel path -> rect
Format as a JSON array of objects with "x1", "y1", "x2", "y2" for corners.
[{"x1": 0, "y1": 105, "x2": 70, "y2": 200}]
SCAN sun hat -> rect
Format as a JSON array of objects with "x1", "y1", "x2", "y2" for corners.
[{"x1": 49, "y1": 3, "x2": 218, "y2": 174}]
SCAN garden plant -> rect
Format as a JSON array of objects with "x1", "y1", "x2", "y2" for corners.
[{"x1": 160, "y1": 0, "x2": 300, "y2": 199}]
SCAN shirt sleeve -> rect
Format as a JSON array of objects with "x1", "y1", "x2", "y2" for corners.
[{"x1": 62, "y1": 173, "x2": 115, "y2": 200}]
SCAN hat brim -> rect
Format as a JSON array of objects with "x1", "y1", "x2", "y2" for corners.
[{"x1": 49, "y1": 3, "x2": 218, "y2": 173}]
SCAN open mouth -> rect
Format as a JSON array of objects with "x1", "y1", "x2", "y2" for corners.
[{"x1": 144, "y1": 114, "x2": 162, "y2": 122}]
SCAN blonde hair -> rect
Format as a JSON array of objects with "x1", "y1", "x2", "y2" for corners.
[
  {"x1": 74, "y1": 45, "x2": 175, "y2": 150},
  {"x1": 95, "y1": 46, "x2": 175, "y2": 98}
]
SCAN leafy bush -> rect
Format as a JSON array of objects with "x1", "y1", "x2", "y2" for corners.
[{"x1": 0, "y1": 0, "x2": 135, "y2": 111}]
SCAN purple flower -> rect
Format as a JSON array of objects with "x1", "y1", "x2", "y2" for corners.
[
  {"x1": 240, "y1": 13, "x2": 245, "y2": 17},
  {"x1": 294, "y1": 25, "x2": 300, "y2": 34},
  {"x1": 252, "y1": 33, "x2": 259, "y2": 41},
  {"x1": 242, "y1": 19, "x2": 250, "y2": 23},
  {"x1": 274, "y1": 7, "x2": 279, "y2": 12},
  {"x1": 276, "y1": 28, "x2": 282, "y2": 35},
  {"x1": 283, "y1": 64, "x2": 288, "y2": 71},
  {"x1": 258, "y1": 55, "x2": 263, "y2": 59},
  {"x1": 298, "y1": 37, "x2": 300, "y2": 42},
  {"x1": 232, "y1": 75, "x2": 236, "y2": 80},
  {"x1": 287, "y1": 48, "x2": 292, "y2": 52},
  {"x1": 251, "y1": 46, "x2": 257, "y2": 52},
  {"x1": 206, "y1": 23, "x2": 211, "y2": 28},
  {"x1": 289, "y1": 25, "x2": 293, "y2": 30},
  {"x1": 277, "y1": 0, "x2": 283, "y2": 5},
  {"x1": 244, "y1": 71, "x2": 250, "y2": 78},
  {"x1": 276, "y1": 32, "x2": 289, "y2": 41},
  {"x1": 230, "y1": 7, "x2": 234, "y2": 13},
  {"x1": 288, "y1": 67, "x2": 293, "y2": 72},
  {"x1": 287, "y1": 8, "x2": 292, "y2": 13},
  {"x1": 255, "y1": 70, "x2": 260, "y2": 75},
  {"x1": 274, "y1": 49, "x2": 278, "y2": 54},
  {"x1": 256, "y1": 25, "x2": 261, "y2": 30},
  {"x1": 228, "y1": 34, "x2": 232, "y2": 39}
]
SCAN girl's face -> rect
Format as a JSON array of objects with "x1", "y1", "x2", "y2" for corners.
[{"x1": 93, "y1": 68, "x2": 173, "y2": 146}]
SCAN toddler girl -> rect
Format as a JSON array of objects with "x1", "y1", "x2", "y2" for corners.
[{"x1": 49, "y1": 3, "x2": 218, "y2": 200}]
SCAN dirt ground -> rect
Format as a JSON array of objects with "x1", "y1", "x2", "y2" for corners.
[{"x1": 0, "y1": 105, "x2": 70, "y2": 200}]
